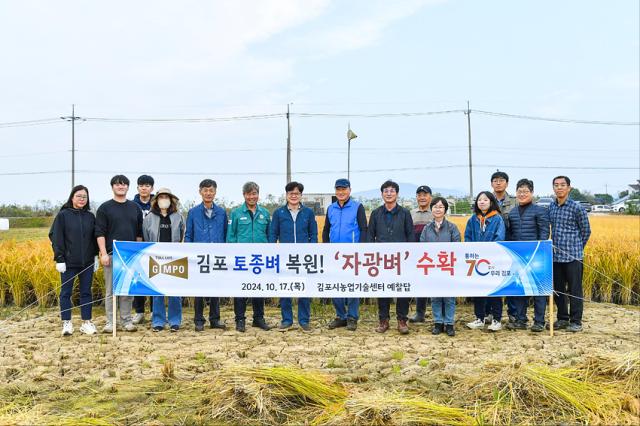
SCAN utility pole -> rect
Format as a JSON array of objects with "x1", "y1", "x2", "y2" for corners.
[
  {"x1": 61, "y1": 104, "x2": 81, "y2": 189},
  {"x1": 286, "y1": 103, "x2": 292, "y2": 184},
  {"x1": 465, "y1": 101, "x2": 473, "y2": 200}
]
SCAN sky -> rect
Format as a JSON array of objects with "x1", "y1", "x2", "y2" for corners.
[{"x1": 1, "y1": 0, "x2": 638, "y2": 206}]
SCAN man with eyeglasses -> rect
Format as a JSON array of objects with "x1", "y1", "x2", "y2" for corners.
[
  {"x1": 409, "y1": 185, "x2": 433, "y2": 323},
  {"x1": 491, "y1": 170, "x2": 517, "y2": 324},
  {"x1": 548, "y1": 176, "x2": 591, "y2": 332},
  {"x1": 269, "y1": 181, "x2": 318, "y2": 331},
  {"x1": 367, "y1": 180, "x2": 415, "y2": 334},
  {"x1": 506, "y1": 179, "x2": 550, "y2": 332}
]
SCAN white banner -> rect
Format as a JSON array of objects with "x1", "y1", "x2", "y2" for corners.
[{"x1": 112, "y1": 241, "x2": 552, "y2": 298}]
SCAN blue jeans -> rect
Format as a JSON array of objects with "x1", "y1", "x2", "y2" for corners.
[
  {"x1": 506, "y1": 297, "x2": 518, "y2": 318},
  {"x1": 332, "y1": 298, "x2": 360, "y2": 320},
  {"x1": 152, "y1": 296, "x2": 182, "y2": 327},
  {"x1": 59, "y1": 267, "x2": 94, "y2": 321},
  {"x1": 514, "y1": 296, "x2": 547, "y2": 324},
  {"x1": 431, "y1": 297, "x2": 455, "y2": 325},
  {"x1": 280, "y1": 298, "x2": 311, "y2": 326}
]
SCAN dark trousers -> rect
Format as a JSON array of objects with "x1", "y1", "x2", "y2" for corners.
[
  {"x1": 59, "y1": 267, "x2": 94, "y2": 321},
  {"x1": 234, "y1": 297, "x2": 265, "y2": 322},
  {"x1": 553, "y1": 261, "x2": 584, "y2": 325},
  {"x1": 194, "y1": 297, "x2": 221, "y2": 326},
  {"x1": 505, "y1": 297, "x2": 518, "y2": 318},
  {"x1": 133, "y1": 296, "x2": 153, "y2": 314},
  {"x1": 414, "y1": 298, "x2": 428, "y2": 318},
  {"x1": 378, "y1": 298, "x2": 410, "y2": 321},
  {"x1": 513, "y1": 296, "x2": 548, "y2": 324},
  {"x1": 474, "y1": 297, "x2": 503, "y2": 321}
]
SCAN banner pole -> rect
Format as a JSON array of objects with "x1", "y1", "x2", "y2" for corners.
[
  {"x1": 549, "y1": 294, "x2": 554, "y2": 337},
  {"x1": 112, "y1": 294, "x2": 117, "y2": 338}
]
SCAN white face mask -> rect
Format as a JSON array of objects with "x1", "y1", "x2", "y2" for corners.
[{"x1": 158, "y1": 199, "x2": 171, "y2": 210}]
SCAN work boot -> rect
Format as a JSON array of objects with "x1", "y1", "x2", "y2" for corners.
[
  {"x1": 346, "y1": 318, "x2": 358, "y2": 331},
  {"x1": 408, "y1": 314, "x2": 425, "y2": 323},
  {"x1": 236, "y1": 320, "x2": 246, "y2": 333},
  {"x1": 252, "y1": 318, "x2": 272, "y2": 331},
  {"x1": 210, "y1": 320, "x2": 226, "y2": 330},
  {"x1": 375, "y1": 319, "x2": 390, "y2": 333},
  {"x1": 397, "y1": 319, "x2": 410, "y2": 335},
  {"x1": 328, "y1": 318, "x2": 347, "y2": 329},
  {"x1": 445, "y1": 324, "x2": 456, "y2": 337},
  {"x1": 431, "y1": 323, "x2": 444, "y2": 335},
  {"x1": 546, "y1": 320, "x2": 570, "y2": 330}
]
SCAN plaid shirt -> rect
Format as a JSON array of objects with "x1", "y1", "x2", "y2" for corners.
[{"x1": 549, "y1": 198, "x2": 591, "y2": 262}]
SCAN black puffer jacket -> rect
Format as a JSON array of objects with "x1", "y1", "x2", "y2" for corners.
[
  {"x1": 367, "y1": 205, "x2": 415, "y2": 243},
  {"x1": 49, "y1": 208, "x2": 98, "y2": 267},
  {"x1": 507, "y1": 203, "x2": 550, "y2": 241}
]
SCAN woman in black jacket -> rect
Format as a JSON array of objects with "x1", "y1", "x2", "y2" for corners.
[{"x1": 49, "y1": 185, "x2": 98, "y2": 336}]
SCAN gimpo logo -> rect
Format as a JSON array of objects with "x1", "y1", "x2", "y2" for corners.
[{"x1": 149, "y1": 256, "x2": 188, "y2": 279}]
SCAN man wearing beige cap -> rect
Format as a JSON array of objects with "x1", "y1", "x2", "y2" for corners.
[{"x1": 410, "y1": 185, "x2": 433, "y2": 323}]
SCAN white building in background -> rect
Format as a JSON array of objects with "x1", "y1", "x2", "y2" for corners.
[{"x1": 301, "y1": 193, "x2": 335, "y2": 215}]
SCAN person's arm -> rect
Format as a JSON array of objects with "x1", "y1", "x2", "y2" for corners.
[
  {"x1": 321, "y1": 211, "x2": 330, "y2": 243},
  {"x1": 450, "y1": 223, "x2": 462, "y2": 243},
  {"x1": 268, "y1": 209, "x2": 279, "y2": 243},
  {"x1": 95, "y1": 205, "x2": 110, "y2": 265},
  {"x1": 405, "y1": 210, "x2": 415, "y2": 242},
  {"x1": 367, "y1": 210, "x2": 377, "y2": 242},
  {"x1": 222, "y1": 210, "x2": 228, "y2": 242},
  {"x1": 537, "y1": 207, "x2": 551, "y2": 240},
  {"x1": 49, "y1": 213, "x2": 66, "y2": 263},
  {"x1": 493, "y1": 216, "x2": 506, "y2": 241},
  {"x1": 463, "y1": 218, "x2": 472, "y2": 242},
  {"x1": 142, "y1": 215, "x2": 150, "y2": 242},
  {"x1": 576, "y1": 205, "x2": 591, "y2": 247},
  {"x1": 357, "y1": 204, "x2": 368, "y2": 243},
  {"x1": 179, "y1": 214, "x2": 186, "y2": 242},
  {"x1": 136, "y1": 207, "x2": 143, "y2": 242},
  {"x1": 309, "y1": 210, "x2": 318, "y2": 243},
  {"x1": 226, "y1": 210, "x2": 238, "y2": 243},
  {"x1": 184, "y1": 210, "x2": 194, "y2": 242},
  {"x1": 419, "y1": 224, "x2": 428, "y2": 242}
]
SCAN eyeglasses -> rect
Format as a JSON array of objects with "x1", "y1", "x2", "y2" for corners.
[
  {"x1": 516, "y1": 190, "x2": 531, "y2": 195},
  {"x1": 382, "y1": 189, "x2": 397, "y2": 194},
  {"x1": 287, "y1": 192, "x2": 302, "y2": 197},
  {"x1": 74, "y1": 195, "x2": 88, "y2": 199}
]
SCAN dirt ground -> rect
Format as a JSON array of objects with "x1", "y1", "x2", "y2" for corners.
[{"x1": 0, "y1": 301, "x2": 638, "y2": 423}]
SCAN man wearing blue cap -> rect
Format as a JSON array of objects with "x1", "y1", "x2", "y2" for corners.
[{"x1": 322, "y1": 178, "x2": 368, "y2": 331}]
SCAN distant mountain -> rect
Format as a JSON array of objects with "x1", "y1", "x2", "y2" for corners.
[{"x1": 353, "y1": 182, "x2": 466, "y2": 199}]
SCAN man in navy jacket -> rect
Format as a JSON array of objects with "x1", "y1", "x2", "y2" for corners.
[
  {"x1": 185, "y1": 179, "x2": 228, "y2": 332},
  {"x1": 506, "y1": 178, "x2": 550, "y2": 332},
  {"x1": 269, "y1": 181, "x2": 318, "y2": 331}
]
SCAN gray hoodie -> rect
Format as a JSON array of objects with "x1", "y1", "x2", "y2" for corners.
[{"x1": 142, "y1": 211, "x2": 185, "y2": 243}]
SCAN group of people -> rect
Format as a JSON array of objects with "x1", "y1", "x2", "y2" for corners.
[{"x1": 49, "y1": 171, "x2": 591, "y2": 337}]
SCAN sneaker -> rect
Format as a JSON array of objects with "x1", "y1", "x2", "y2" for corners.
[
  {"x1": 506, "y1": 321, "x2": 527, "y2": 330},
  {"x1": 487, "y1": 319, "x2": 502, "y2": 332},
  {"x1": 375, "y1": 319, "x2": 390, "y2": 333},
  {"x1": 346, "y1": 318, "x2": 358, "y2": 331},
  {"x1": 546, "y1": 320, "x2": 570, "y2": 330},
  {"x1": 123, "y1": 322, "x2": 137, "y2": 332},
  {"x1": 194, "y1": 324, "x2": 205, "y2": 332},
  {"x1": 530, "y1": 322, "x2": 545, "y2": 333},
  {"x1": 397, "y1": 319, "x2": 410, "y2": 335},
  {"x1": 300, "y1": 323, "x2": 311, "y2": 332},
  {"x1": 466, "y1": 318, "x2": 484, "y2": 330},
  {"x1": 252, "y1": 318, "x2": 272, "y2": 331},
  {"x1": 132, "y1": 313, "x2": 145, "y2": 325},
  {"x1": 484, "y1": 314, "x2": 493, "y2": 325},
  {"x1": 431, "y1": 323, "x2": 444, "y2": 335},
  {"x1": 408, "y1": 314, "x2": 425, "y2": 323},
  {"x1": 152, "y1": 325, "x2": 163, "y2": 332},
  {"x1": 278, "y1": 322, "x2": 293, "y2": 332},
  {"x1": 210, "y1": 320, "x2": 226, "y2": 330},
  {"x1": 445, "y1": 324, "x2": 456, "y2": 337},
  {"x1": 102, "y1": 323, "x2": 114, "y2": 334},
  {"x1": 566, "y1": 323, "x2": 583, "y2": 333},
  {"x1": 170, "y1": 325, "x2": 180, "y2": 332},
  {"x1": 79, "y1": 321, "x2": 97, "y2": 335},
  {"x1": 61, "y1": 320, "x2": 74, "y2": 336},
  {"x1": 328, "y1": 318, "x2": 347, "y2": 329},
  {"x1": 236, "y1": 320, "x2": 246, "y2": 333}
]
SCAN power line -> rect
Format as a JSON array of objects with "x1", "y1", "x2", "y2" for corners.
[
  {"x1": 82, "y1": 113, "x2": 284, "y2": 123},
  {"x1": 0, "y1": 118, "x2": 64, "y2": 128},
  {"x1": 293, "y1": 110, "x2": 465, "y2": 118},
  {"x1": 473, "y1": 110, "x2": 640, "y2": 126}
]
